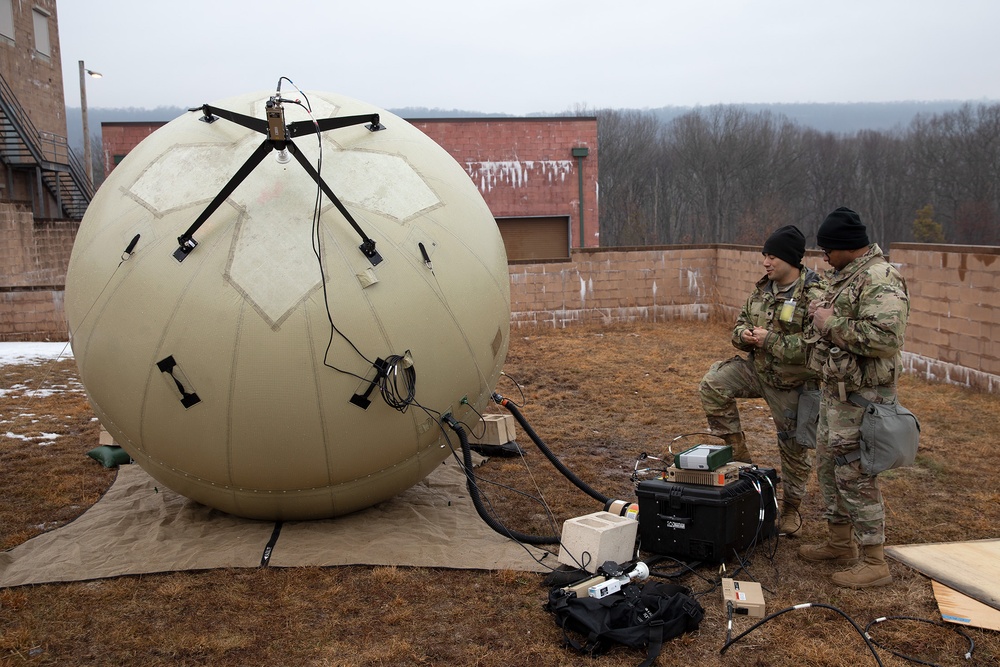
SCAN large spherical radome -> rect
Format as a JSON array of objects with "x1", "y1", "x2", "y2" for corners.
[{"x1": 65, "y1": 91, "x2": 510, "y2": 520}]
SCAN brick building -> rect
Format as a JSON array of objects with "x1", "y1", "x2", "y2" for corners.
[
  {"x1": 100, "y1": 120, "x2": 164, "y2": 177},
  {"x1": 102, "y1": 114, "x2": 599, "y2": 261},
  {"x1": 412, "y1": 117, "x2": 598, "y2": 260},
  {"x1": 1, "y1": 0, "x2": 90, "y2": 340},
  {"x1": 0, "y1": 0, "x2": 89, "y2": 217}
]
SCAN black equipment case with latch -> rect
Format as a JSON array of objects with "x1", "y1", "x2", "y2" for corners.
[{"x1": 636, "y1": 467, "x2": 778, "y2": 562}]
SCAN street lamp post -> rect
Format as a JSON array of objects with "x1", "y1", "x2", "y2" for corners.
[{"x1": 78, "y1": 60, "x2": 102, "y2": 186}]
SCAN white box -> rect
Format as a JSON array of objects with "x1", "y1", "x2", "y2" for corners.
[
  {"x1": 557, "y1": 511, "x2": 639, "y2": 573},
  {"x1": 470, "y1": 414, "x2": 516, "y2": 445}
]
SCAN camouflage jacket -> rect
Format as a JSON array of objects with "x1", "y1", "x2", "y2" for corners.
[
  {"x1": 815, "y1": 244, "x2": 910, "y2": 390},
  {"x1": 732, "y1": 267, "x2": 827, "y2": 389}
]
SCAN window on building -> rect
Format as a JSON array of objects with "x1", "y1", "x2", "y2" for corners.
[
  {"x1": 32, "y1": 7, "x2": 50, "y2": 56},
  {"x1": 0, "y1": 0, "x2": 14, "y2": 42},
  {"x1": 496, "y1": 216, "x2": 570, "y2": 261}
]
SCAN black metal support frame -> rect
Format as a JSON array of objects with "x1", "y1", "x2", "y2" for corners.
[{"x1": 173, "y1": 99, "x2": 385, "y2": 265}]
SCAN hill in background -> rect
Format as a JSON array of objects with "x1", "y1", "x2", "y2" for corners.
[{"x1": 65, "y1": 100, "x2": 995, "y2": 152}]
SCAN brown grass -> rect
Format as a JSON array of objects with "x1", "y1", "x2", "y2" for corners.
[{"x1": 1, "y1": 321, "x2": 998, "y2": 666}]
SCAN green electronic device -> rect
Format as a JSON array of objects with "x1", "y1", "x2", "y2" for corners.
[{"x1": 676, "y1": 444, "x2": 733, "y2": 471}]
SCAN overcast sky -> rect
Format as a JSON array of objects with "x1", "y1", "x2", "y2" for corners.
[{"x1": 58, "y1": 0, "x2": 1000, "y2": 114}]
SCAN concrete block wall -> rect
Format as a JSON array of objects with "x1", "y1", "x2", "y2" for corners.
[
  {"x1": 0, "y1": 201, "x2": 74, "y2": 340},
  {"x1": 509, "y1": 244, "x2": 1000, "y2": 393},
  {"x1": 3, "y1": 222, "x2": 998, "y2": 392},
  {"x1": 0, "y1": 289, "x2": 66, "y2": 341},
  {"x1": 411, "y1": 118, "x2": 599, "y2": 247},
  {"x1": 890, "y1": 243, "x2": 1000, "y2": 392},
  {"x1": 509, "y1": 246, "x2": 717, "y2": 328}
]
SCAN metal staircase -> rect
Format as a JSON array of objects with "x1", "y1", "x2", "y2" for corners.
[{"x1": 0, "y1": 71, "x2": 93, "y2": 219}]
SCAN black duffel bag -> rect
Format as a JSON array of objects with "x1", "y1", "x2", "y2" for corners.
[{"x1": 545, "y1": 580, "x2": 704, "y2": 667}]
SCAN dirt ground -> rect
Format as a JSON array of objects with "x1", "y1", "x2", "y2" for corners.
[{"x1": 1, "y1": 320, "x2": 998, "y2": 666}]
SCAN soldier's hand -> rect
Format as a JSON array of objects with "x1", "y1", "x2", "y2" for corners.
[
  {"x1": 741, "y1": 329, "x2": 758, "y2": 344},
  {"x1": 812, "y1": 305, "x2": 834, "y2": 332},
  {"x1": 808, "y1": 299, "x2": 827, "y2": 316}
]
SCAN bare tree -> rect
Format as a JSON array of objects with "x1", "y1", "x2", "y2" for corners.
[{"x1": 596, "y1": 102, "x2": 1000, "y2": 250}]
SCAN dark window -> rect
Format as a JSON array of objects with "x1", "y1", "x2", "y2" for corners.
[{"x1": 496, "y1": 216, "x2": 570, "y2": 261}]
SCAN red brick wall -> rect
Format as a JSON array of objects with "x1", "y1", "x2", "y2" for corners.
[
  {"x1": 411, "y1": 118, "x2": 599, "y2": 248},
  {"x1": 100, "y1": 118, "x2": 600, "y2": 252},
  {"x1": 102, "y1": 122, "x2": 167, "y2": 176}
]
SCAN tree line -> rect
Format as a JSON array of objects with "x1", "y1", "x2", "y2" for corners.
[{"x1": 595, "y1": 102, "x2": 1000, "y2": 249}]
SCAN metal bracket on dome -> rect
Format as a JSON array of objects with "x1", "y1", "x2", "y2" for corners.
[
  {"x1": 174, "y1": 99, "x2": 384, "y2": 265},
  {"x1": 156, "y1": 355, "x2": 201, "y2": 409},
  {"x1": 349, "y1": 357, "x2": 390, "y2": 410}
]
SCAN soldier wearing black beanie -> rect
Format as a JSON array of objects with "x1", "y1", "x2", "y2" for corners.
[
  {"x1": 699, "y1": 224, "x2": 827, "y2": 535},
  {"x1": 817, "y1": 207, "x2": 870, "y2": 250},
  {"x1": 800, "y1": 205, "x2": 910, "y2": 588},
  {"x1": 762, "y1": 225, "x2": 806, "y2": 268}
]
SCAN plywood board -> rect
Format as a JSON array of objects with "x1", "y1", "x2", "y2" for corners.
[
  {"x1": 886, "y1": 539, "x2": 1000, "y2": 612},
  {"x1": 932, "y1": 580, "x2": 1000, "y2": 631}
]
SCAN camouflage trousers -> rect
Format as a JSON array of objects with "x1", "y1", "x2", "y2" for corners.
[
  {"x1": 699, "y1": 355, "x2": 813, "y2": 503},
  {"x1": 816, "y1": 384, "x2": 897, "y2": 546}
]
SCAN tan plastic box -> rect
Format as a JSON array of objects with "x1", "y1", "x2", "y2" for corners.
[{"x1": 557, "y1": 511, "x2": 638, "y2": 573}]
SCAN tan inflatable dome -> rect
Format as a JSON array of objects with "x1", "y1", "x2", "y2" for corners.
[{"x1": 65, "y1": 90, "x2": 510, "y2": 520}]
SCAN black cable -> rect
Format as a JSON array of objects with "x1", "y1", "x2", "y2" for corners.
[
  {"x1": 442, "y1": 416, "x2": 559, "y2": 545},
  {"x1": 376, "y1": 353, "x2": 416, "y2": 413},
  {"x1": 440, "y1": 417, "x2": 597, "y2": 573},
  {"x1": 725, "y1": 600, "x2": 736, "y2": 647},
  {"x1": 295, "y1": 94, "x2": 414, "y2": 411},
  {"x1": 720, "y1": 602, "x2": 884, "y2": 666},
  {"x1": 497, "y1": 371, "x2": 527, "y2": 407},
  {"x1": 413, "y1": 404, "x2": 558, "y2": 571},
  {"x1": 457, "y1": 399, "x2": 488, "y2": 441},
  {"x1": 275, "y1": 76, "x2": 312, "y2": 113},
  {"x1": 864, "y1": 615, "x2": 974, "y2": 665},
  {"x1": 494, "y1": 393, "x2": 610, "y2": 505}
]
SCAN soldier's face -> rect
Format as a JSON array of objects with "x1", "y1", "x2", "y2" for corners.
[
  {"x1": 762, "y1": 254, "x2": 797, "y2": 284},
  {"x1": 822, "y1": 248, "x2": 849, "y2": 270}
]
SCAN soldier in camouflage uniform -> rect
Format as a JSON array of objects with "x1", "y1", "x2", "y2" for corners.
[
  {"x1": 798, "y1": 207, "x2": 910, "y2": 588},
  {"x1": 700, "y1": 225, "x2": 827, "y2": 535}
]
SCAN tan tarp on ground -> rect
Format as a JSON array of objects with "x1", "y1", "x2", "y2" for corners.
[{"x1": 0, "y1": 460, "x2": 552, "y2": 588}]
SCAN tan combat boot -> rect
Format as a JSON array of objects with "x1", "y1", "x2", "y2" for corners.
[
  {"x1": 798, "y1": 522, "x2": 859, "y2": 564},
  {"x1": 722, "y1": 432, "x2": 751, "y2": 463},
  {"x1": 778, "y1": 498, "x2": 802, "y2": 536},
  {"x1": 831, "y1": 544, "x2": 893, "y2": 588}
]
